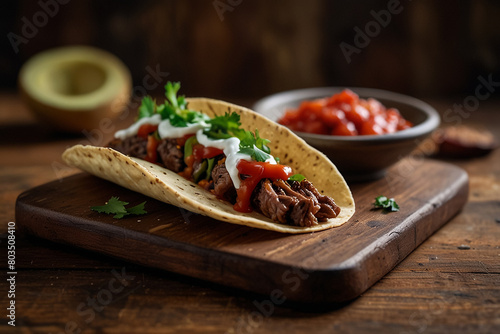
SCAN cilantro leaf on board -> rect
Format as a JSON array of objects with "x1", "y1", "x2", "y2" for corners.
[
  {"x1": 125, "y1": 202, "x2": 148, "y2": 216},
  {"x1": 372, "y1": 195, "x2": 400, "y2": 212},
  {"x1": 91, "y1": 197, "x2": 147, "y2": 219},
  {"x1": 91, "y1": 197, "x2": 128, "y2": 215}
]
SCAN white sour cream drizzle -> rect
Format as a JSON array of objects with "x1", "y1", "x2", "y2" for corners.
[
  {"x1": 195, "y1": 130, "x2": 277, "y2": 189},
  {"x1": 196, "y1": 129, "x2": 251, "y2": 189},
  {"x1": 114, "y1": 117, "x2": 277, "y2": 189},
  {"x1": 114, "y1": 114, "x2": 162, "y2": 140},
  {"x1": 158, "y1": 120, "x2": 207, "y2": 139}
]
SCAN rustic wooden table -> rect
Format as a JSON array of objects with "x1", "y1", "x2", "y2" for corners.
[{"x1": 1, "y1": 93, "x2": 499, "y2": 333}]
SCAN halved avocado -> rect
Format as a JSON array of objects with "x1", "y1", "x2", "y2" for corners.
[{"x1": 19, "y1": 46, "x2": 132, "y2": 132}]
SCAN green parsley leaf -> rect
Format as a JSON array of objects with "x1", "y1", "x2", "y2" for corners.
[
  {"x1": 91, "y1": 197, "x2": 128, "y2": 215},
  {"x1": 177, "y1": 94, "x2": 187, "y2": 110},
  {"x1": 239, "y1": 145, "x2": 272, "y2": 162},
  {"x1": 205, "y1": 112, "x2": 241, "y2": 139},
  {"x1": 185, "y1": 109, "x2": 210, "y2": 124},
  {"x1": 236, "y1": 128, "x2": 270, "y2": 153},
  {"x1": 288, "y1": 174, "x2": 306, "y2": 182},
  {"x1": 236, "y1": 128, "x2": 256, "y2": 146},
  {"x1": 155, "y1": 82, "x2": 209, "y2": 127},
  {"x1": 125, "y1": 201, "x2": 147, "y2": 216},
  {"x1": 372, "y1": 195, "x2": 400, "y2": 212},
  {"x1": 113, "y1": 212, "x2": 128, "y2": 219},
  {"x1": 138, "y1": 96, "x2": 156, "y2": 119},
  {"x1": 200, "y1": 112, "x2": 275, "y2": 162},
  {"x1": 168, "y1": 111, "x2": 188, "y2": 127},
  {"x1": 91, "y1": 197, "x2": 147, "y2": 219},
  {"x1": 165, "y1": 81, "x2": 181, "y2": 108},
  {"x1": 254, "y1": 130, "x2": 271, "y2": 154}
]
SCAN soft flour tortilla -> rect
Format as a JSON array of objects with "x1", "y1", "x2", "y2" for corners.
[{"x1": 62, "y1": 98, "x2": 355, "y2": 233}]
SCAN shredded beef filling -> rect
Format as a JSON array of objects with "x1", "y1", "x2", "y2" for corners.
[
  {"x1": 108, "y1": 136, "x2": 185, "y2": 172},
  {"x1": 211, "y1": 162, "x2": 237, "y2": 203},
  {"x1": 209, "y1": 165, "x2": 340, "y2": 227},
  {"x1": 291, "y1": 179, "x2": 341, "y2": 220},
  {"x1": 108, "y1": 136, "x2": 147, "y2": 160},
  {"x1": 251, "y1": 178, "x2": 340, "y2": 227},
  {"x1": 108, "y1": 136, "x2": 340, "y2": 227},
  {"x1": 157, "y1": 138, "x2": 185, "y2": 172}
]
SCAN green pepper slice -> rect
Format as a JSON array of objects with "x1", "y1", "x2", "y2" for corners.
[
  {"x1": 193, "y1": 160, "x2": 208, "y2": 183},
  {"x1": 183, "y1": 135, "x2": 198, "y2": 163},
  {"x1": 205, "y1": 158, "x2": 216, "y2": 180}
]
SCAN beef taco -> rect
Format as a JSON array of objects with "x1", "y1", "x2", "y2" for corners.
[{"x1": 62, "y1": 82, "x2": 355, "y2": 233}]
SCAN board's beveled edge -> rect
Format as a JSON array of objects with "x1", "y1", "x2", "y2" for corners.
[{"x1": 327, "y1": 164, "x2": 469, "y2": 300}]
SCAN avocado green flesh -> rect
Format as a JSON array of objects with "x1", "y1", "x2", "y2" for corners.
[{"x1": 20, "y1": 46, "x2": 131, "y2": 111}]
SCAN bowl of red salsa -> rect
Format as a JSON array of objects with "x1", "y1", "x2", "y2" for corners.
[{"x1": 253, "y1": 87, "x2": 440, "y2": 181}]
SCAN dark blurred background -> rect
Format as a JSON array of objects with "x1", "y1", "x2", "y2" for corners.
[{"x1": 2, "y1": 0, "x2": 500, "y2": 101}]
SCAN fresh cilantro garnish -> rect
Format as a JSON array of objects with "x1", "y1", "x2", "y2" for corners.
[
  {"x1": 288, "y1": 174, "x2": 306, "y2": 182},
  {"x1": 254, "y1": 130, "x2": 271, "y2": 154},
  {"x1": 205, "y1": 112, "x2": 241, "y2": 139},
  {"x1": 239, "y1": 129, "x2": 270, "y2": 153},
  {"x1": 161, "y1": 82, "x2": 210, "y2": 127},
  {"x1": 138, "y1": 96, "x2": 156, "y2": 119},
  {"x1": 91, "y1": 197, "x2": 147, "y2": 219},
  {"x1": 136, "y1": 84, "x2": 276, "y2": 163},
  {"x1": 137, "y1": 81, "x2": 209, "y2": 127},
  {"x1": 203, "y1": 112, "x2": 273, "y2": 162},
  {"x1": 237, "y1": 129, "x2": 272, "y2": 162},
  {"x1": 239, "y1": 145, "x2": 272, "y2": 162},
  {"x1": 165, "y1": 81, "x2": 185, "y2": 109},
  {"x1": 372, "y1": 195, "x2": 400, "y2": 212},
  {"x1": 158, "y1": 82, "x2": 190, "y2": 127}
]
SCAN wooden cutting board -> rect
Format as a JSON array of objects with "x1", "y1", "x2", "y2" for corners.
[{"x1": 15, "y1": 159, "x2": 468, "y2": 304}]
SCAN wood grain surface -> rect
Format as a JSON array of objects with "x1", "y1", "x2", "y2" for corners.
[
  {"x1": 16, "y1": 158, "x2": 468, "y2": 304},
  {"x1": 1, "y1": 94, "x2": 499, "y2": 333}
]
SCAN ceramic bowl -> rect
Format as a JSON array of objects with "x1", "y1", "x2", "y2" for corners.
[{"x1": 253, "y1": 87, "x2": 440, "y2": 182}]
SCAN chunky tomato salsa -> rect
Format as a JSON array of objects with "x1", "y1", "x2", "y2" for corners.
[{"x1": 278, "y1": 89, "x2": 413, "y2": 136}]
